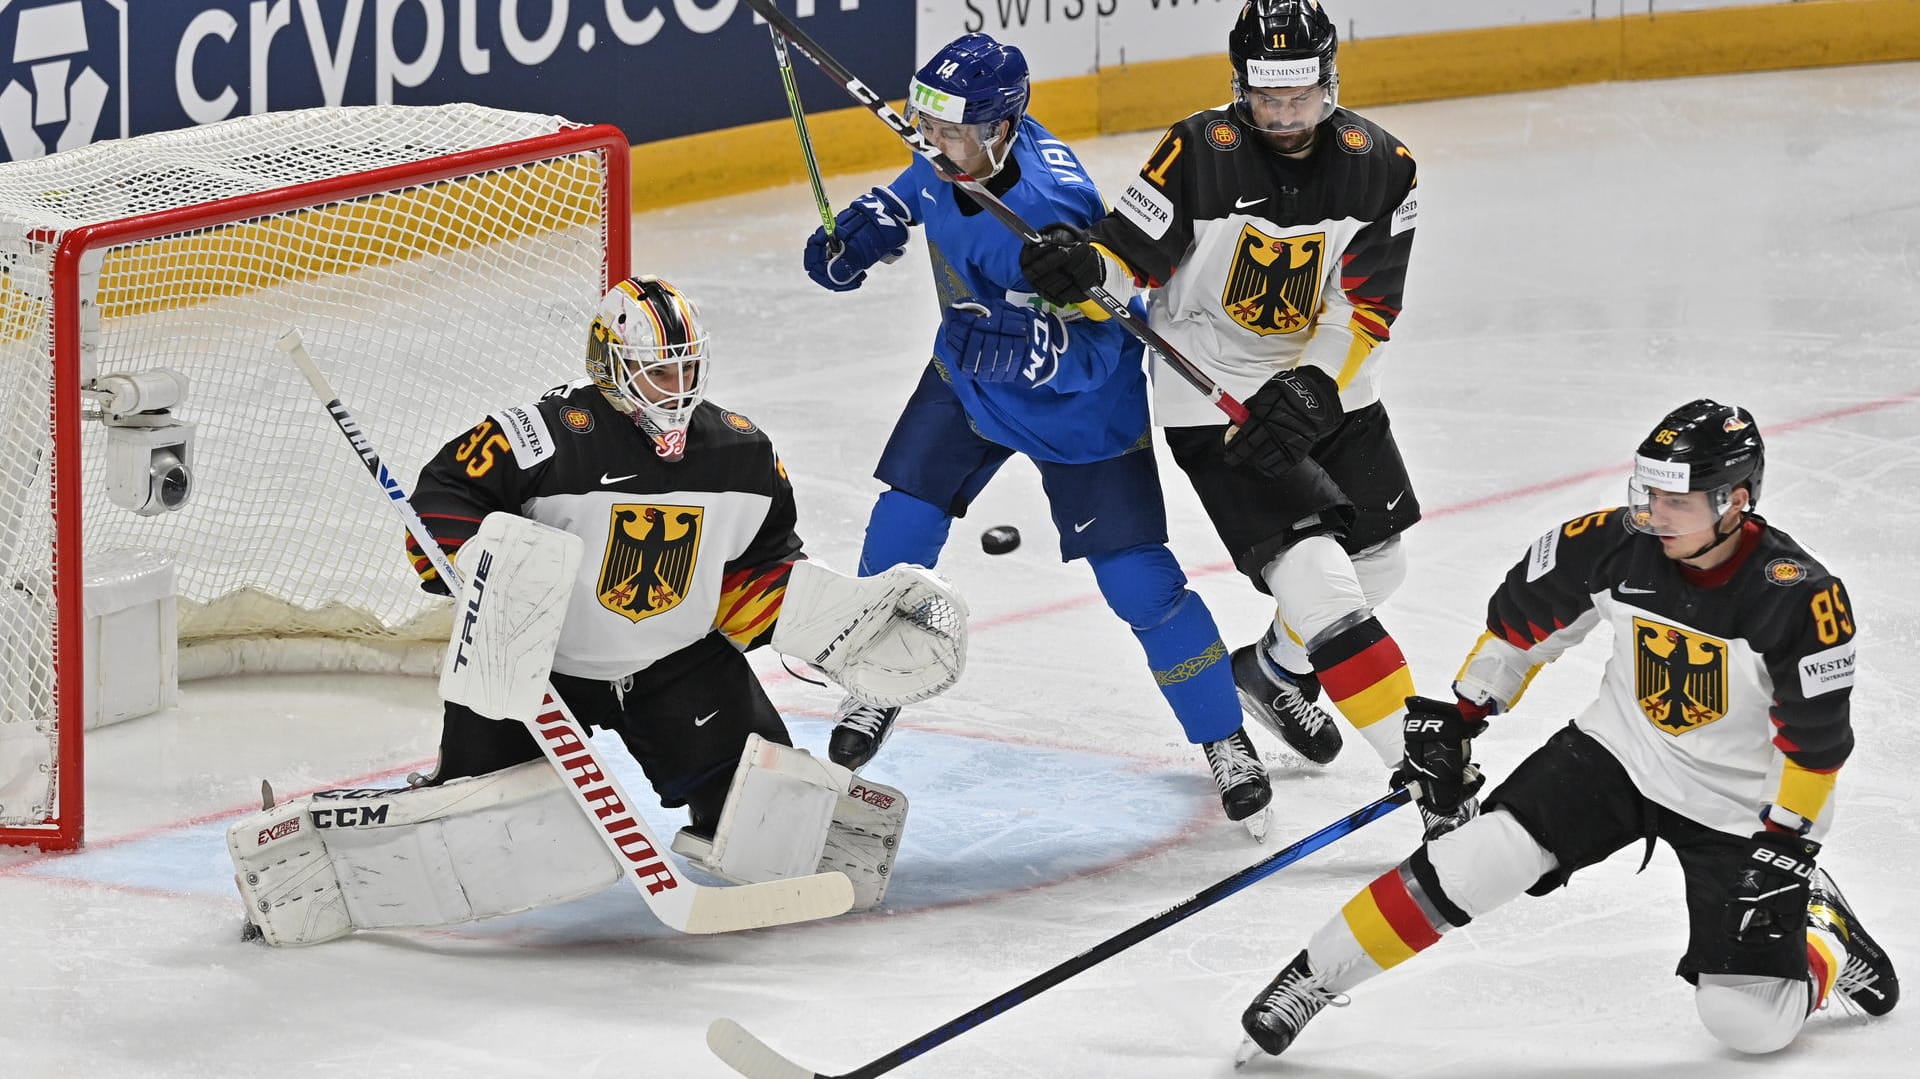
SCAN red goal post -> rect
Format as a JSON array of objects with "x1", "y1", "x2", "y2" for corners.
[{"x1": 0, "y1": 104, "x2": 631, "y2": 851}]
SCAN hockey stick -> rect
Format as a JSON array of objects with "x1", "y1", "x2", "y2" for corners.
[
  {"x1": 706, "y1": 786, "x2": 1414, "y2": 1077},
  {"x1": 277, "y1": 329, "x2": 854, "y2": 935},
  {"x1": 770, "y1": 26, "x2": 836, "y2": 241},
  {"x1": 742, "y1": 0, "x2": 1250, "y2": 427}
]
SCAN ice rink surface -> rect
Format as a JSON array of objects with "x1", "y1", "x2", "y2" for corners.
[{"x1": 4, "y1": 63, "x2": 1918, "y2": 1077}]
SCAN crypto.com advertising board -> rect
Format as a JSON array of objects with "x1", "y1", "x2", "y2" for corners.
[{"x1": 0, "y1": 0, "x2": 908, "y2": 162}]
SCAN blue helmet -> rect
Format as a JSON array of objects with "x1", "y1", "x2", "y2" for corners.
[{"x1": 907, "y1": 33, "x2": 1030, "y2": 129}]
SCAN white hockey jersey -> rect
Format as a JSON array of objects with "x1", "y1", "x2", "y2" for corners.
[
  {"x1": 1089, "y1": 105, "x2": 1419, "y2": 427},
  {"x1": 410, "y1": 383, "x2": 802, "y2": 681},
  {"x1": 1455, "y1": 509, "x2": 1855, "y2": 838}
]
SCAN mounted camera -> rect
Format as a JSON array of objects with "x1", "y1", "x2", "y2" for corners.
[{"x1": 88, "y1": 369, "x2": 196, "y2": 516}]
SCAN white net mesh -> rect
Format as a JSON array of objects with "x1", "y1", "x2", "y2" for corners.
[{"x1": 0, "y1": 104, "x2": 623, "y2": 846}]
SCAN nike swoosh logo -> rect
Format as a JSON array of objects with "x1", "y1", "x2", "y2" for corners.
[
  {"x1": 694, "y1": 711, "x2": 718, "y2": 727},
  {"x1": 1618, "y1": 584, "x2": 1657, "y2": 595},
  {"x1": 1074, "y1": 518, "x2": 1097, "y2": 533},
  {"x1": 1386, "y1": 492, "x2": 1405, "y2": 511},
  {"x1": 1235, "y1": 196, "x2": 1268, "y2": 210},
  {"x1": 922, "y1": 188, "x2": 936, "y2": 202},
  {"x1": 601, "y1": 472, "x2": 638, "y2": 485}
]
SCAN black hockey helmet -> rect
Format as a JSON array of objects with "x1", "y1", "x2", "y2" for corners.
[
  {"x1": 1229, "y1": 1, "x2": 1339, "y2": 93},
  {"x1": 1628, "y1": 399, "x2": 1764, "y2": 535},
  {"x1": 1228, "y1": 2, "x2": 1340, "y2": 140}
]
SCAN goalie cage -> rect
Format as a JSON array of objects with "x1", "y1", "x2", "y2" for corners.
[{"x1": 0, "y1": 104, "x2": 632, "y2": 852}]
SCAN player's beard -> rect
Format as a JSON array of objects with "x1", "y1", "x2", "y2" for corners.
[{"x1": 1258, "y1": 124, "x2": 1317, "y2": 155}]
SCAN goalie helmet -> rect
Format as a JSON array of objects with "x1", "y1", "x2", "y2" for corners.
[
  {"x1": 1229, "y1": 1, "x2": 1340, "y2": 143},
  {"x1": 586, "y1": 275, "x2": 709, "y2": 462},
  {"x1": 1626, "y1": 399, "x2": 1765, "y2": 536},
  {"x1": 906, "y1": 33, "x2": 1030, "y2": 177}
]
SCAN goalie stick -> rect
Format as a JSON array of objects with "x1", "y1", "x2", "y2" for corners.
[
  {"x1": 706, "y1": 786, "x2": 1415, "y2": 1077},
  {"x1": 742, "y1": 0, "x2": 1251, "y2": 428},
  {"x1": 277, "y1": 329, "x2": 854, "y2": 935}
]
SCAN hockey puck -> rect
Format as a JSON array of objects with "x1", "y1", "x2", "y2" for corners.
[{"x1": 980, "y1": 525, "x2": 1021, "y2": 555}]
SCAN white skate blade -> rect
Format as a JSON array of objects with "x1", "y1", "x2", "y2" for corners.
[
  {"x1": 1242, "y1": 806, "x2": 1271, "y2": 842},
  {"x1": 1234, "y1": 1035, "x2": 1266, "y2": 1067}
]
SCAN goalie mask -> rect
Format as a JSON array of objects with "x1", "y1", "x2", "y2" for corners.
[
  {"x1": 587, "y1": 276, "x2": 709, "y2": 462},
  {"x1": 1229, "y1": 0, "x2": 1340, "y2": 153},
  {"x1": 1626, "y1": 399, "x2": 1765, "y2": 539},
  {"x1": 906, "y1": 33, "x2": 1030, "y2": 179}
]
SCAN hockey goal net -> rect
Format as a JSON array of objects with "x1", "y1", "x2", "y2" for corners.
[{"x1": 0, "y1": 104, "x2": 631, "y2": 851}]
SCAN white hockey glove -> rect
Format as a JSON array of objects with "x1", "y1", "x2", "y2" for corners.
[
  {"x1": 438, "y1": 512, "x2": 581, "y2": 721},
  {"x1": 770, "y1": 560, "x2": 968, "y2": 708}
]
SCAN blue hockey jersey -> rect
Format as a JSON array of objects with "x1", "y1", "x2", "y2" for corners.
[{"x1": 883, "y1": 118, "x2": 1147, "y2": 464}]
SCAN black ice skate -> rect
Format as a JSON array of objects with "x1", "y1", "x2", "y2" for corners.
[
  {"x1": 829, "y1": 695, "x2": 900, "y2": 771},
  {"x1": 1237, "y1": 949, "x2": 1344, "y2": 1062},
  {"x1": 1419, "y1": 794, "x2": 1480, "y2": 842},
  {"x1": 1232, "y1": 644, "x2": 1343, "y2": 765},
  {"x1": 1204, "y1": 727, "x2": 1272, "y2": 838},
  {"x1": 1810, "y1": 868, "x2": 1900, "y2": 1016}
]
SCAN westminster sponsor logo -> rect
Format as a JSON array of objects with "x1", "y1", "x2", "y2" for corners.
[{"x1": 1797, "y1": 642, "x2": 1855, "y2": 697}]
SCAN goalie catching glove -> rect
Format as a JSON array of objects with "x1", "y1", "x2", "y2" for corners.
[{"x1": 771, "y1": 560, "x2": 969, "y2": 708}]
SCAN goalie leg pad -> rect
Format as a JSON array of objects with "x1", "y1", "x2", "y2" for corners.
[
  {"x1": 824, "y1": 772, "x2": 908, "y2": 912},
  {"x1": 229, "y1": 800, "x2": 353, "y2": 947},
  {"x1": 693, "y1": 735, "x2": 907, "y2": 912},
  {"x1": 439, "y1": 511, "x2": 583, "y2": 721},
  {"x1": 226, "y1": 761, "x2": 622, "y2": 945}
]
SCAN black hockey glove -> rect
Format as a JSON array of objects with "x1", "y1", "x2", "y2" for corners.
[
  {"x1": 1392, "y1": 696, "x2": 1488, "y2": 815},
  {"x1": 1221, "y1": 365, "x2": 1344, "y2": 477},
  {"x1": 1018, "y1": 224, "x2": 1103, "y2": 307},
  {"x1": 1725, "y1": 831, "x2": 1821, "y2": 945}
]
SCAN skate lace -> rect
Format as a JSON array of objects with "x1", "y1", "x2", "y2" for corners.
[
  {"x1": 1206, "y1": 736, "x2": 1263, "y2": 790},
  {"x1": 1836, "y1": 955, "x2": 1888, "y2": 1007},
  {"x1": 1273, "y1": 680, "x2": 1333, "y2": 735},
  {"x1": 1253, "y1": 968, "x2": 1345, "y2": 1032},
  {"x1": 838, "y1": 699, "x2": 896, "y2": 738}
]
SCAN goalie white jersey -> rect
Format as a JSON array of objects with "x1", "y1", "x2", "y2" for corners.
[{"x1": 410, "y1": 382, "x2": 803, "y2": 681}]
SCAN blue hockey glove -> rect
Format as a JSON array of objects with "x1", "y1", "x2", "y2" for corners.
[
  {"x1": 942, "y1": 297, "x2": 1068, "y2": 385},
  {"x1": 804, "y1": 187, "x2": 912, "y2": 292}
]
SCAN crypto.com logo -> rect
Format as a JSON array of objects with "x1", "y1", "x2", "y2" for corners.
[{"x1": 0, "y1": 0, "x2": 127, "y2": 162}]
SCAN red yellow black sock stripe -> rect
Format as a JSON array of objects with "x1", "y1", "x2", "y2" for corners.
[
  {"x1": 1341, "y1": 860, "x2": 1456, "y2": 971},
  {"x1": 716, "y1": 562, "x2": 793, "y2": 649},
  {"x1": 1310, "y1": 618, "x2": 1415, "y2": 730},
  {"x1": 1807, "y1": 937, "x2": 1839, "y2": 1011}
]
